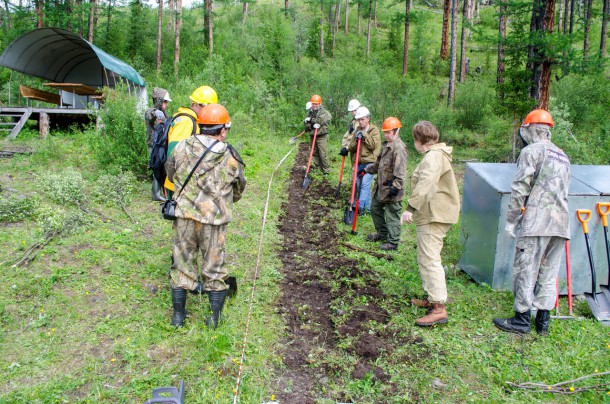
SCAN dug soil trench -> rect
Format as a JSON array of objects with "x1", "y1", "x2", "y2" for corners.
[{"x1": 274, "y1": 143, "x2": 424, "y2": 402}]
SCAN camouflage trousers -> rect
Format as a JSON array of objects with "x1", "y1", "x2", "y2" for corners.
[
  {"x1": 512, "y1": 236, "x2": 565, "y2": 313},
  {"x1": 311, "y1": 134, "x2": 330, "y2": 174},
  {"x1": 416, "y1": 222, "x2": 452, "y2": 304},
  {"x1": 170, "y1": 218, "x2": 229, "y2": 292}
]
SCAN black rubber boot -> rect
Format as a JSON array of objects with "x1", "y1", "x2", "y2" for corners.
[
  {"x1": 535, "y1": 309, "x2": 550, "y2": 336},
  {"x1": 152, "y1": 180, "x2": 165, "y2": 202},
  {"x1": 492, "y1": 311, "x2": 531, "y2": 334},
  {"x1": 171, "y1": 288, "x2": 187, "y2": 327},
  {"x1": 189, "y1": 282, "x2": 206, "y2": 295},
  {"x1": 206, "y1": 290, "x2": 228, "y2": 329}
]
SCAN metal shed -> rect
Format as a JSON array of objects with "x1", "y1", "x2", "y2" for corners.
[{"x1": 459, "y1": 163, "x2": 610, "y2": 295}]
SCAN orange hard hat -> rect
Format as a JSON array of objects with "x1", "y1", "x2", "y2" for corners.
[
  {"x1": 197, "y1": 103, "x2": 231, "y2": 126},
  {"x1": 382, "y1": 117, "x2": 402, "y2": 132},
  {"x1": 310, "y1": 94, "x2": 322, "y2": 104},
  {"x1": 523, "y1": 109, "x2": 554, "y2": 128}
]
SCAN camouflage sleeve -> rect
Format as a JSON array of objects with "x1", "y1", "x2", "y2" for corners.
[
  {"x1": 391, "y1": 146, "x2": 408, "y2": 190},
  {"x1": 367, "y1": 153, "x2": 380, "y2": 174},
  {"x1": 506, "y1": 148, "x2": 539, "y2": 226},
  {"x1": 407, "y1": 151, "x2": 443, "y2": 212},
  {"x1": 165, "y1": 148, "x2": 177, "y2": 183},
  {"x1": 313, "y1": 110, "x2": 331, "y2": 134},
  {"x1": 341, "y1": 129, "x2": 352, "y2": 149}
]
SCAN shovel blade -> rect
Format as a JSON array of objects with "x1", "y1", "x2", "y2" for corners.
[
  {"x1": 585, "y1": 288, "x2": 610, "y2": 321},
  {"x1": 335, "y1": 182, "x2": 342, "y2": 199},
  {"x1": 343, "y1": 207, "x2": 354, "y2": 225},
  {"x1": 289, "y1": 137, "x2": 297, "y2": 144},
  {"x1": 302, "y1": 175, "x2": 312, "y2": 189}
]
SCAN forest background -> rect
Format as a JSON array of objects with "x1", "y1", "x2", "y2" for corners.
[{"x1": 1, "y1": 0, "x2": 610, "y2": 402}]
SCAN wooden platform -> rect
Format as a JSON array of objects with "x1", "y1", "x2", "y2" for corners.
[{"x1": 0, "y1": 106, "x2": 96, "y2": 140}]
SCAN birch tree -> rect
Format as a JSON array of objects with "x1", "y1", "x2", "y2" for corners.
[
  {"x1": 174, "y1": 0, "x2": 182, "y2": 75},
  {"x1": 157, "y1": 0, "x2": 163, "y2": 73},
  {"x1": 402, "y1": 0, "x2": 411, "y2": 76}
]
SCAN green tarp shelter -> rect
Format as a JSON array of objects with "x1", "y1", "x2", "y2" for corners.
[{"x1": 0, "y1": 27, "x2": 145, "y2": 88}]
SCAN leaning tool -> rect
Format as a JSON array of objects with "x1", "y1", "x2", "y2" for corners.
[
  {"x1": 344, "y1": 135, "x2": 362, "y2": 225},
  {"x1": 595, "y1": 202, "x2": 610, "y2": 323},
  {"x1": 335, "y1": 155, "x2": 346, "y2": 199},
  {"x1": 289, "y1": 130, "x2": 305, "y2": 144},
  {"x1": 551, "y1": 240, "x2": 577, "y2": 319},
  {"x1": 301, "y1": 127, "x2": 318, "y2": 189},
  {"x1": 577, "y1": 209, "x2": 610, "y2": 321}
]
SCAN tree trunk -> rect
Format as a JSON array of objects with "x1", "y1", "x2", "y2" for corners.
[
  {"x1": 208, "y1": 0, "x2": 213, "y2": 57},
  {"x1": 373, "y1": 0, "x2": 377, "y2": 28},
  {"x1": 537, "y1": 0, "x2": 555, "y2": 109},
  {"x1": 105, "y1": 0, "x2": 112, "y2": 49},
  {"x1": 357, "y1": 0, "x2": 361, "y2": 36},
  {"x1": 320, "y1": 0, "x2": 325, "y2": 58},
  {"x1": 583, "y1": 0, "x2": 593, "y2": 61},
  {"x1": 527, "y1": 0, "x2": 555, "y2": 109},
  {"x1": 88, "y1": 0, "x2": 96, "y2": 42},
  {"x1": 168, "y1": 0, "x2": 174, "y2": 32},
  {"x1": 76, "y1": 0, "x2": 83, "y2": 36},
  {"x1": 157, "y1": 0, "x2": 163, "y2": 74},
  {"x1": 67, "y1": 0, "x2": 73, "y2": 31},
  {"x1": 174, "y1": 0, "x2": 182, "y2": 75},
  {"x1": 568, "y1": 0, "x2": 575, "y2": 34},
  {"x1": 366, "y1": 0, "x2": 372, "y2": 59},
  {"x1": 558, "y1": 0, "x2": 563, "y2": 33},
  {"x1": 497, "y1": 0, "x2": 507, "y2": 97},
  {"x1": 459, "y1": 0, "x2": 469, "y2": 82},
  {"x1": 332, "y1": 0, "x2": 340, "y2": 53},
  {"x1": 344, "y1": 0, "x2": 349, "y2": 34},
  {"x1": 601, "y1": 0, "x2": 609, "y2": 57},
  {"x1": 242, "y1": 2, "x2": 248, "y2": 35},
  {"x1": 402, "y1": 0, "x2": 411, "y2": 76},
  {"x1": 285, "y1": 0, "x2": 288, "y2": 14},
  {"x1": 440, "y1": 0, "x2": 451, "y2": 59},
  {"x1": 562, "y1": 0, "x2": 569, "y2": 33},
  {"x1": 36, "y1": 0, "x2": 43, "y2": 28},
  {"x1": 447, "y1": 0, "x2": 458, "y2": 107},
  {"x1": 2, "y1": 0, "x2": 13, "y2": 29}
]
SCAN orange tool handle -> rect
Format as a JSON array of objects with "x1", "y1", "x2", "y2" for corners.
[
  {"x1": 521, "y1": 207, "x2": 525, "y2": 214},
  {"x1": 596, "y1": 202, "x2": 610, "y2": 227},
  {"x1": 576, "y1": 209, "x2": 592, "y2": 234}
]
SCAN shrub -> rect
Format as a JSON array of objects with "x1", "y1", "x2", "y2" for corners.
[
  {"x1": 37, "y1": 167, "x2": 85, "y2": 206},
  {"x1": 91, "y1": 170, "x2": 138, "y2": 207},
  {"x1": 93, "y1": 86, "x2": 148, "y2": 176},
  {"x1": 453, "y1": 81, "x2": 495, "y2": 131},
  {"x1": 0, "y1": 194, "x2": 38, "y2": 223}
]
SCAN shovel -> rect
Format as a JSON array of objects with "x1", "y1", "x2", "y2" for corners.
[
  {"x1": 335, "y1": 155, "x2": 346, "y2": 199},
  {"x1": 289, "y1": 130, "x2": 305, "y2": 144},
  {"x1": 595, "y1": 202, "x2": 610, "y2": 320},
  {"x1": 577, "y1": 209, "x2": 610, "y2": 321},
  {"x1": 552, "y1": 240, "x2": 578, "y2": 319},
  {"x1": 302, "y1": 127, "x2": 318, "y2": 189},
  {"x1": 343, "y1": 136, "x2": 362, "y2": 225}
]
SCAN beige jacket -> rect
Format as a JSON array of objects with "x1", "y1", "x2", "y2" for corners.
[
  {"x1": 348, "y1": 124, "x2": 381, "y2": 164},
  {"x1": 407, "y1": 143, "x2": 460, "y2": 226}
]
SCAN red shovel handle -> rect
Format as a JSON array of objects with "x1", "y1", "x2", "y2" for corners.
[
  {"x1": 596, "y1": 202, "x2": 610, "y2": 227},
  {"x1": 577, "y1": 209, "x2": 592, "y2": 234},
  {"x1": 304, "y1": 128, "x2": 318, "y2": 175},
  {"x1": 349, "y1": 137, "x2": 362, "y2": 206}
]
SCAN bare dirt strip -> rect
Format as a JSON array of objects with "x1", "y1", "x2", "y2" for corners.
[{"x1": 274, "y1": 142, "x2": 427, "y2": 403}]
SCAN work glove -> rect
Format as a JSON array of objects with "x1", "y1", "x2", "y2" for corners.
[
  {"x1": 505, "y1": 223, "x2": 516, "y2": 238},
  {"x1": 355, "y1": 131, "x2": 363, "y2": 140},
  {"x1": 339, "y1": 147, "x2": 348, "y2": 157},
  {"x1": 304, "y1": 117, "x2": 311, "y2": 123},
  {"x1": 349, "y1": 125, "x2": 355, "y2": 134},
  {"x1": 358, "y1": 168, "x2": 367, "y2": 177},
  {"x1": 388, "y1": 187, "x2": 399, "y2": 198},
  {"x1": 313, "y1": 123, "x2": 320, "y2": 129}
]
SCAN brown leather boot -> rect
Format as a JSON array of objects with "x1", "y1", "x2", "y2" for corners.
[
  {"x1": 415, "y1": 303, "x2": 448, "y2": 327},
  {"x1": 410, "y1": 298, "x2": 431, "y2": 308}
]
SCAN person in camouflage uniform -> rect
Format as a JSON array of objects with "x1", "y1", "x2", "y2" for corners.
[
  {"x1": 304, "y1": 94, "x2": 332, "y2": 174},
  {"x1": 144, "y1": 87, "x2": 171, "y2": 201},
  {"x1": 493, "y1": 109, "x2": 570, "y2": 336},
  {"x1": 349, "y1": 106, "x2": 381, "y2": 213},
  {"x1": 165, "y1": 103, "x2": 246, "y2": 328},
  {"x1": 363, "y1": 117, "x2": 408, "y2": 251},
  {"x1": 401, "y1": 121, "x2": 460, "y2": 327}
]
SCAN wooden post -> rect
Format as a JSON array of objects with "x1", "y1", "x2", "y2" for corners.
[{"x1": 40, "y1": 112, "x2": 49, "y2": 139}]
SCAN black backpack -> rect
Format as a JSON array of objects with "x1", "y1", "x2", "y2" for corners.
[{"x1": 149, "y1": 112, "x2": 196, "y2": 184}]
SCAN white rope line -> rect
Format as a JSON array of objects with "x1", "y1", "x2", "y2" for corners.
[{"x1": 233, "y1": 147, "x2": 295, "y2": 404}]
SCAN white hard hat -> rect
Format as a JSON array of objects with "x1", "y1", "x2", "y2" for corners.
[
  {"x1": 354, "y1": 106, "x2": 370, "y2": 120},
  {"x1": 306, "y1": 101, "x2": 312, "y2": 110},
  {"x1": 163, "y1": 92, "x2": 172, "y2": 102},
  {"x1": 347, "y1": 99, "x2": 361, "y2": 112}
]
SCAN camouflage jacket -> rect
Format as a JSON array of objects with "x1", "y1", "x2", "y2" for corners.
[
  {"x1": 144, "y1": 107, "x2": 167, "y2": 147},
  {"x1": 348, "y1": 124, "x2": 382, "y2": 164},
  {"x1": 165, "y1": 135, "x2": 247, "y2": 225},
  {"x1": 407, "y1": 143, "x2": 460, "y2": 226},
  {"x1": 507, "y1": 126, "x2": 570, "y2": 238},
  {"x1": 304, "y1": 106, "x2": 332, "y2": 137},
  {"x1": 366, "y1": 136, "x2": 408, "y2": 203}
]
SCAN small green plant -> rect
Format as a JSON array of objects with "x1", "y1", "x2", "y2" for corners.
[
  {"x1": 37, "y1": 167, "x2": 85, "y2": 206},
  {"x1": 91, "y1": 170, "x2": 138, "y2": 207},
  {"x1": 0, "y1": 194, "x2": 38, "y2": 223}
]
